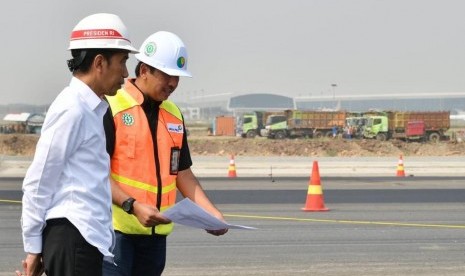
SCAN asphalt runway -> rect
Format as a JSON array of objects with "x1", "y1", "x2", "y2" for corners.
[{"x1": 1, "y1": 176, "x2": 465, "y2": 275}]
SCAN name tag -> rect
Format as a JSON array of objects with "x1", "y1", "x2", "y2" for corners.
[
  {"x1": 167, "y1": 123, "x2": 184, "y2": 133},
  {"x1": 170, "y1": 147, "x2": 181, "y2": 175}
]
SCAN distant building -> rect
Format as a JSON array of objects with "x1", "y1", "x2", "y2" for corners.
[
  {"x1": 26, "y1": 113, "x2": 46, "y2": 134},
  {"x1": 7, "y1": 92, "x2": 455, "y2": 127},
  {"x1": 1, "y1": 112, "x2": 45, "y2": 134},
  {"x1": 175, "y1": 93, "x2": 296, "y2": 122},
  {"x1": 3, "y1": 113, "x2": 31, "y2": 122},
  {"x1": 295, "y1": 92, "x2": 465, "y2": 113},
  {"x1": 228, "y1": 93, "x2": 296, "y2": 114},
  {"x1": 174, "y1": 92, "x2": 465, "y2": 124}
]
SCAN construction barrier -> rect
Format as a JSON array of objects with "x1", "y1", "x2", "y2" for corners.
[
  {"x1": 228, "y1": 154, "x2": 237, "y2": 178},
  {"x1": 302, "y1": 160, "x2": 329, "y2": 212},
  {"x1": 396, "y1": 154, "x2": 405, "y2": 177}
]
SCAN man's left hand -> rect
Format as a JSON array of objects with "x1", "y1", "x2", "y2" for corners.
[{"x1": 206, "y1": 228, "x2": 228, "y2": 236}]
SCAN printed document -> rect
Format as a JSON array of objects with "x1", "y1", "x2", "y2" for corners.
[{"x1": 162, "y1": 198, "x2": 257, "y2": 230}]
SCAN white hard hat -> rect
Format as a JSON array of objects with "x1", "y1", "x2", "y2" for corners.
[
  {"x1": 68, "y1": 13, "x2": 138, "y2": 53},
  {"x1": 135, "y1": 31, "x2": 192, "y2": 77}
]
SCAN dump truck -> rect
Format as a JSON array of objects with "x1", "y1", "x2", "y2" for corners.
[
  {"x1": 345, "y1": 112, "x2": 368, "y2": 139},
  {"x1": 239, "y1": 111, "x2": 283, "y2": 138},
  {"x1": 264, "y1": 110, "x2": 347, "y2": 139},
  {"x1": 363, "y1": 111, "x2": 450, "y2": 141},
  {"x1": 345, "y1": 116, "x2": 367, "y2": 139}
]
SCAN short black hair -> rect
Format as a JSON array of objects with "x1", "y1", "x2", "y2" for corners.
[
  {"x1": 68, "y1": 49, "x2": 122, "y2": 73},
  {"x1": 135, "y1": 61, "x2": 157, "y2": 77}
]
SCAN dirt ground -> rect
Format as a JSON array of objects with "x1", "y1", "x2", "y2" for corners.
[{"x1": 1, "y1": 132, "x2": 465, "y2": 157}]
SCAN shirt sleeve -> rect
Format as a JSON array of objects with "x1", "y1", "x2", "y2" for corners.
[
  {"x1": 21, "y1": 106, "x2": 85, "y2": 254},
  {"x1": 178, "y1": 121, "x2": 192, "y2": 171}
]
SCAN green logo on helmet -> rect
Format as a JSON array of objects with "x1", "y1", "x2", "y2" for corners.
[
  {"x1": 177, "y1": 56, "x2": 186, "y2": 68},
  {"x1": 144, "y1": 42, "x2": 157, "y2": 57},
  {"x1": 122, "y1": 113, "x2": 134, "y2": 126}
]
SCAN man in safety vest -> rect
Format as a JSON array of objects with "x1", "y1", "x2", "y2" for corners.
[
  {"x1": 17, "y1": 13, "x2": 138, "y2": 276},
  {"x1": 102, "y1": 31, "x2": 228, "y2": 275}
]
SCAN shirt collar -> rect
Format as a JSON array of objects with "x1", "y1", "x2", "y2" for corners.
[
  {"x1": 70, "y1": 77, "x2": 109, "y2": 116},
  {"x1": 124, "y1": 79, "x2": 162, "y2": 110},
  {"x1": 142, "y1": 91, "x2": 162, "y2": 111}
]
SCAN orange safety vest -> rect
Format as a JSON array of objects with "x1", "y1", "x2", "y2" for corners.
[{"x1": 106, "y1": 80, "x2": 184, "y2": 235}]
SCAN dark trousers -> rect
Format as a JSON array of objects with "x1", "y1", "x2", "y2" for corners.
[
  {"x1": 42, "y1": 218, "x2": 103, "y2": 276},
  {"x1": 102, "y1": 231, "x2": 167, "y2": 276}
]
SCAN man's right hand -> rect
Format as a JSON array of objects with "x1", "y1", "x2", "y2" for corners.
[
  {"x1": 15, "y1": 253, "x2": 44, "y2": 276},
  {"x1": 133, "y1": 202, "x2": 171, "y2": 227}
]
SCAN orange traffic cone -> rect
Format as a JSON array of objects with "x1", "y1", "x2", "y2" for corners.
[
  {"x1": 228, "y1": 154, "x2": 237, "y2": 178},
  {"x1": 302, "y1": 161, "x2": 329, "y2": 212},
  {"x1": 396, "y1": 154, "x2": 405, "y2": 177}
]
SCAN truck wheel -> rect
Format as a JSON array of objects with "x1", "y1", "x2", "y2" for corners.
[
  {"x1": 275, "y1": 131, "x2": 286, "y2": 139},
  {"x1": 376, "y1": 133, "x2": 387, "y2": 141},
  {"x1": 313, "y1": 131, "x2": 323, "y2": 139},
  {"x1": 246, "y1": 130, "x2": 257, "y2": 138},
  {"x1": 325, "y1": 132, "x2": 333, "y2": 138},
  {"x1": 428, "y1": 133, "x2": 440, "y2": 142}
]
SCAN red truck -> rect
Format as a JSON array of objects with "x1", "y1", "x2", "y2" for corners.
[{"x1": 363, "y1": 111, "x2": 450, "y2": 141}]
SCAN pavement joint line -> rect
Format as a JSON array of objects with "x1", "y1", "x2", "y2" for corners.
[
  {"x1": 0, "y1": 199, "x2": 21, "y2": 204},
  {"x1": 224, "y1": 214, "x2": 465, "y2": 229},
  {"x1": 4, "y1": 200, "x2": 465, "y2": 229}
]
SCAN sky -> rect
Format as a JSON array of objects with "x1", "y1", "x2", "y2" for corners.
[{"x1": 2, "y1": 0, "x2": 465, "y2": 105}]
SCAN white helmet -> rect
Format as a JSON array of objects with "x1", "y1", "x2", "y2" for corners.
[
  {"x1": 135, "y1": 31, "x2": 192, "y2": 77},
  {"x1": 68, "y1": 13, "x2": 138, "y2": 53}
]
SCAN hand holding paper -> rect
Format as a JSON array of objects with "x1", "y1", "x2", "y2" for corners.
[{"x1": 162, "y1": 198, "x2": 256, "y2": 230}]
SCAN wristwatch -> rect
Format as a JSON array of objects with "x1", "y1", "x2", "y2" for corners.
[{"x1": 122, "y1": 197, "x2": 136, "y2": 214}]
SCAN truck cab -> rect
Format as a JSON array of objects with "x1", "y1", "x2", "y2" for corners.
[
  {"x1": 364, "y1": 116, "x2": 389, "y2": 140},
  {"x1": 241, "y1": 113, "x2": 259, "y2": 138},
  {"x1": 240, "y1": 111, "x2": 271, "y2": 138},
  {"x1": 345, "y1": 116, "x2": 368, "y2": 138},
  {"x1": 263, "y1": 115, "x2": 288, "y2": 139}
]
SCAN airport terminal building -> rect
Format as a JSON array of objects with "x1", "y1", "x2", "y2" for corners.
[
  {"x1": 175, "y1": 92, "x2": 465, "y2": 121},
  {"x1": 294, "y1": 92, "x2": 465, "y2": 114}
]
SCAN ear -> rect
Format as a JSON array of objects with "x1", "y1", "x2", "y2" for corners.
[
  {"x1": 139, "y1": 63, "x2": 149, "y2": 76},
  {"x1": 93, "y1": 54, "x2": 106, "y2": 73}
]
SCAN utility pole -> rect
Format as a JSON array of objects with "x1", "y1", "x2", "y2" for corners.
[{"x1": 331, "y1": 83, "x2": 337, "y2": 100}]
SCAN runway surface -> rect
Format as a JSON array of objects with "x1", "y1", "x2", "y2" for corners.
[{"x1": 1, "y1": 176, "x2": 465, "y2": 275}]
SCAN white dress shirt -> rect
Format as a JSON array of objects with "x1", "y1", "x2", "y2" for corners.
[{"x1": 21, "y1": 77, "x2": 114, "y2": 259}]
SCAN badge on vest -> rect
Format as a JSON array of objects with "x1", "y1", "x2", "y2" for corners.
[
  {"x1": 122, "y1": 113, "x2": 135, "y2": 126},
  {"x1": 167, "y1": 123, "x2": 183, "y2": 133},
  {"x1": 170, "y1": 147, "x2": 181, "y2": 175}
]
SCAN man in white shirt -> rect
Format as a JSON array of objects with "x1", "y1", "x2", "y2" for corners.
[{"x1": 16, "y1": 13, "x2": 138, "y2": 276}]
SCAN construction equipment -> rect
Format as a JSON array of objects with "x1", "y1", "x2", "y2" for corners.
[
  {"x1": 265, "y1": 110, "x2": 348, "y2": 139},
  {"x1": 363, "y1": 111, "x2": 450, "y2": 141},
  {"x1": 345, "y1": 114, "x2": 368, "y2": 139},
  {"x1": 239, "y1": 111, "x2": 283, "y2": 138}
]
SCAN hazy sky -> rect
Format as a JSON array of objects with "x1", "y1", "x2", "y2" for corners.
[{"x1": 2, "y1": 0, "x2": 465, "y2": 105}]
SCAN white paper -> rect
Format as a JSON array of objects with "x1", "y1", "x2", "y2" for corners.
[{"x1": 162, "y1": 198, "x2": 257, "y2": 230}]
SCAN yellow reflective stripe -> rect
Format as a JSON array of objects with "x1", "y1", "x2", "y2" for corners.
[
  {"x1": 106, "y1": 89, "x2": 139, "y2": 116},
  {"x1": 156, "y1": 204, "x2": 175, "y2": 234},
  {"x1": 112, "y1": 173, "x2": 158, "y2": 193},
  {"x1": 160, "y1": 100, "x2": 183, "y2": 121},
  {"x1": 113, "y1": 205, "x2": 174, "y2": 235},
  {"x1": 163, "y1": 182, "x2": 177, "y2": 193},
  {"x1": 155, "y1": 222, "x2": 174, "y2": 235},
  {"x1": 308, "y1": 185, "x2": 323, "y2": 195},
  {"x1": 111, "y1": 173, "x2": 177, "y2": 194}
]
